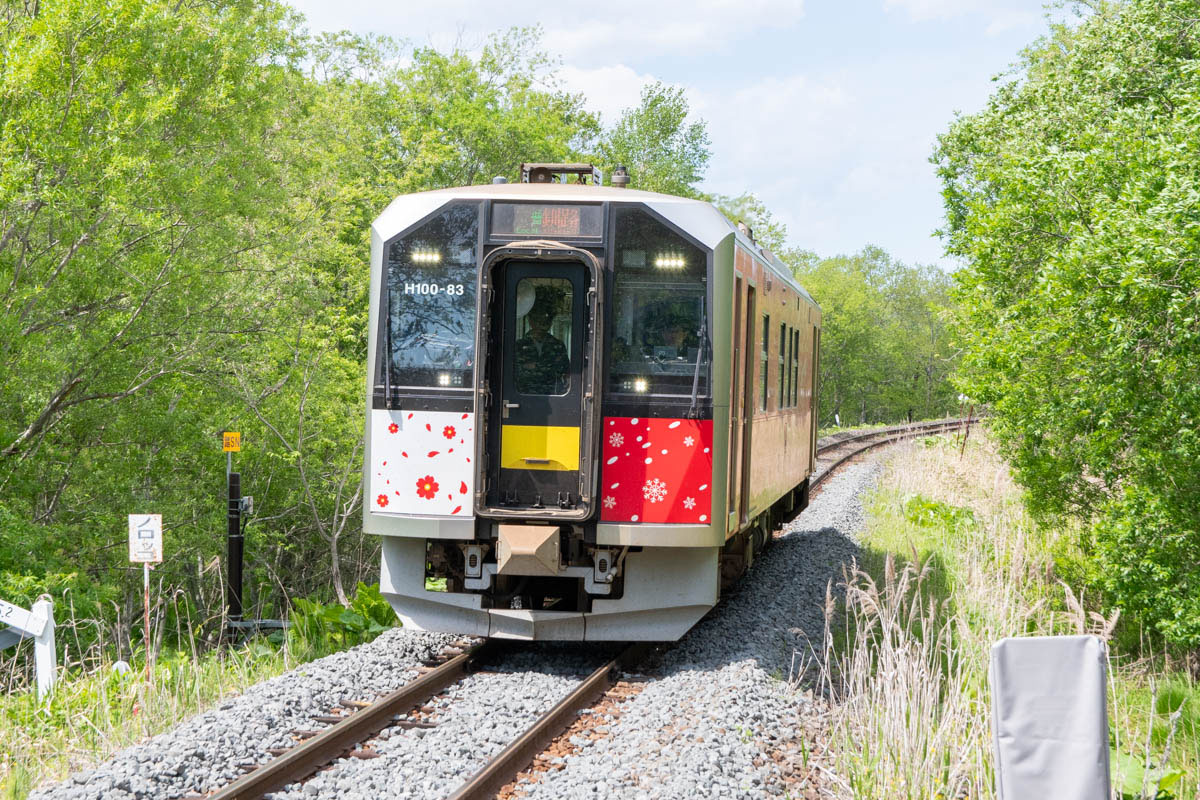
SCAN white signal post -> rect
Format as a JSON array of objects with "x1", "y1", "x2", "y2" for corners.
[{"x1": 128, "y1": 514, "x2": 163, "y2": 682}]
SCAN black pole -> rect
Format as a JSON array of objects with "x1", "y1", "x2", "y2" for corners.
[{"x1": 227, "y1": 471, "x2": 243, "y2": 623}]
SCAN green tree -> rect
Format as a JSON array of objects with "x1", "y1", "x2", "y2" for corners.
[
  {"x1": 792, "y1": 247, "x2": 956, "y2": 426},
  {"x1": 710, "y1": 192, "x2": 790, "y2": 253},
  {"x1": 597, "y1": 82, "x2": 710, "y2": 197},
  {"x1": 934, "y1": 0, "x2": 1200, "y2": 643}
]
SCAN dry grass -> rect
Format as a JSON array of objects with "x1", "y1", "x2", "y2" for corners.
[
  {"x1": 0, "y1": 600, "x2": 294, "y2": 799},
  {"x1": 813, "y1": 432, "x2": 1142, "y2": 799}
]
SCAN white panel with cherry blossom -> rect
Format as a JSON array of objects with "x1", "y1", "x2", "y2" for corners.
[
  {"x1": 369, "y1": 409, "x2": 474, "y2": 517},
  {"x1": 599, "y1": 416, "x2": 713, "y2": 524}
]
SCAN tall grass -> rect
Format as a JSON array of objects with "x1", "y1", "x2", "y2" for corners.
[
  {"x1": 816, "y1": 433, "x2": 1200, "y2": 799},
  {"x1": 0, "y1": 582, "x2": 394, "y2": 798}
]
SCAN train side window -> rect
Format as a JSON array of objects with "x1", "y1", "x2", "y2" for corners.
[
  {"x1": 760, "y1": 314, "x2": 769, "y2": 411},
  {"x1": 792, "y1": 329, "x2": 800, "y2": 406},
  {"x1": 779, "y1": 322, "x2": 786, "y2": 409},
  {"x1": 383, "y1": 202, "x2": 479, "y2": 391},
  {"x1": 609, "y1": 208, "x2": 709, "y2": 397},
  {"x1": 783, "y1": 325, "x2": 791, "y2": 408}
]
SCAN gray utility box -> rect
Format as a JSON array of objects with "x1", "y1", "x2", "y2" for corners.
[{"x1": 990, "y1": 635, "x2": 1111, "y2": 800}]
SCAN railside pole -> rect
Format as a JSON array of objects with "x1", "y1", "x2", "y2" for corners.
[
  {"x1": 226, "y1": 471, "x2": 244, "y2": 625},
  {"x1": 143, "y1": 562, "x2": 152, "y2": 682}
]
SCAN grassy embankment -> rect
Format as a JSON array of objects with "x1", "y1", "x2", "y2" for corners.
[
  {"x1": 0, "y1": 585, "x2": 394, "y2": 799},
  {"x1": 818, "y1": 432, "x2": 1200, "y2": 799}
]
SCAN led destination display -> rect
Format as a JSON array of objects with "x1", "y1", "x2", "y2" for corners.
[{"x1": 491, "y1": 203, "x2": 602, "y2": 238}]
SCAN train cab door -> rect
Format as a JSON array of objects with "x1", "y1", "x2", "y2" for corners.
[{"x1": 482, "y1": 259, "x2": 595, "y2": 516}]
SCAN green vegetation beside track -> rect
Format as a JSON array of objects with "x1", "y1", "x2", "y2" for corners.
[{"x1": 822, "y1": 433, "x2": 1200, "y2": 799}]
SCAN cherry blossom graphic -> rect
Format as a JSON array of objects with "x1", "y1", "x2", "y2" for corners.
[
  {"x1": 376, "y1": 494, "x2": 389, "y2": 508},
  {"x1": 603, "y1": 495, "x2": 616, "y2": 509},
  {"x1": 683, "y1": 497, "x2": 696, "y2": 510},
  {"x1": 609, "y1": 432, "x2": 624, "y2": 447},
  {"x1": 643, "y1": 478, "x2": 668, "y2": 503},
  {"x1": 683, "y1": 435, "x2": 695, "y2": 447},
  {"x1": 416, "y1": 475, "x2": 439, "y2": 500},
  {"x1": 371, "y1": 409, "x2": 475, "y2": 516}
]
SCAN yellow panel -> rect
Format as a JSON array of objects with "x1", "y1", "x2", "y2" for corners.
[{"x1": 500, "y1": 425, "x2": 580, "y2": 471}]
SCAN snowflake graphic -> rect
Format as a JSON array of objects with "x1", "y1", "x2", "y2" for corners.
[
  {"x1": 683, "y1": 435, "x2": 695, "y2": 447},
  {"x1": 603, "y1": 495, "x2": 616, "y2": 509},
  {"x1": 608, "y1": 432, "x2": 624, "y2": 447},
  {"x1": 683, "y1": 496, "x2": 696, "y2": 510},
  {"x1": 643, "y1": 478, "x2": 668, "y2": 504}
]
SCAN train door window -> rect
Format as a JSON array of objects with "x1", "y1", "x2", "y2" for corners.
[
  {"x1": 760, "y1": 314, "x2": 769, "y2": 411},
  {"x1": 381, "y1": 202, "x2": 479, "y2": 393},
  {"x1": 779, "y1": 322, "x2": 786, "y2": 409},
  {"x1": 514, "y1": 278, "x2": 573, "y2": 395},
  {"x1": 609, "y1": 207, "x2": 709, "y2": 398}
]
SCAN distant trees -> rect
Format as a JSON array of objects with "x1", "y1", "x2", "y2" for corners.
[
  {"x1": 597, "y1": 82, "x2": 711, "y2": 198},
  {"x1": 792, "y1": 247, "x2": 958, "y2": 427},
  {"x1": 935, "y1": 0, "x2": 1200, "y2": 643}
]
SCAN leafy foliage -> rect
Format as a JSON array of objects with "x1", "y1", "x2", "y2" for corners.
[
  {"x1": 934, "y1": 0, "x2": 1200, "y2": 644},
  {"x1": 597, "y1": 82, "x2": 710, "y2": 197},
  {"x1": 283, "y1": 582, "x2": 394, "y2": 656},
  {"x1": 791, "y1": 246, "x2": 958, "y2": 426},
  {"x1": 903, "y1": 494, "x2": 975, "y2": 533}
]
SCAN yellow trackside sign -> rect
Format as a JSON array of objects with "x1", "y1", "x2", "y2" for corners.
[{"x1": 223, "y1": 432, "x2": 241, "y2": 452}]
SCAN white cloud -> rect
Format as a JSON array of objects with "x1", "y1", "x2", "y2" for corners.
[
  {"x1": 288, "y1": 0, "x2": 806, "y2": 67},
  {"x1": 556, "y1": 64, "x2": 659, "y2": 126},
  {"x1": 883, "y1": 0, "x2": 1040, "y2": 34}
]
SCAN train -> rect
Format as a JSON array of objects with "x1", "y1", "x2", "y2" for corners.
[{"x1": 365, "y1": 163, "x2": 821, "y2": 641}]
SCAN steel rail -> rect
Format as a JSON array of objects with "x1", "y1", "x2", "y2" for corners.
[
  {"x1": 208, "y1": 641, "x2": 495, "y2": 800},
  {"x1": 445, "y1": 643, "x2": 646, "y2": 800},
  {"x1": 812, "y1": 418, "x2": 968, "y2": 491},
  {"x1": 817, "y1": 417, "x2": 969, "y2": 453}
]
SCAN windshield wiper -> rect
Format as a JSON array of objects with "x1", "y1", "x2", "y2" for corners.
[{"x1": 688, "y1": 311, "x2": 708, "y2": 418}]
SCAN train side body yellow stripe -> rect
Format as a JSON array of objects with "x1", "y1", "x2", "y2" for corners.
[{"x1": 500, "y1": 425, "x2": 580, "y2": 471}]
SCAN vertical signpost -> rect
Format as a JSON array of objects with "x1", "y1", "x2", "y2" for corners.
[{"x1": 127, "y1": 514, "x2": 162, "y2": 682}]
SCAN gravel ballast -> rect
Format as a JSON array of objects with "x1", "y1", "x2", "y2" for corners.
[
  {"x1": 30, "y1": 628, "x2": 458, "y2": 800},
  {"x1": 508, "y1": 459, "x2": 881, "y2": 799},
  {"x1": 33, "y1": 454, "x2": 883, "y2": 800}
]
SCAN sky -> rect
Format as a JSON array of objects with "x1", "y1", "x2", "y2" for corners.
[{"x1": 285, "y1": 0, "x2": 1059, "y2": 268}]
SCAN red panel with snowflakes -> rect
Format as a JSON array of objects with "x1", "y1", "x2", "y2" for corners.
[{"x1": 599, "y1": 416, "x2": 713, "y2": 524}]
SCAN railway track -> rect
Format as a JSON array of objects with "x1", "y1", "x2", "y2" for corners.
[
  {"x1": 200, "y1": 417, "x2": 969, "y2": 800},
  {"x1": 812, "y1": 417, "x2": 970, "y2": 491},
  {"x1": 201, "y1": 641, "x2": 648, "y2": 800}
]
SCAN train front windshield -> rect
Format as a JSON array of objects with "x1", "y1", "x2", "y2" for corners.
[
  {"x1": 608, "y1": 208, "x2": 710, "y2": 398},
  {"x1": 383, "y1": 203, "x2": 479, "y2": 391}
]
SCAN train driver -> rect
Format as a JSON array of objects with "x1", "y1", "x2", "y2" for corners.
[{"x1": 515, "y1": 289, "x2": 569, "y2": 394}]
